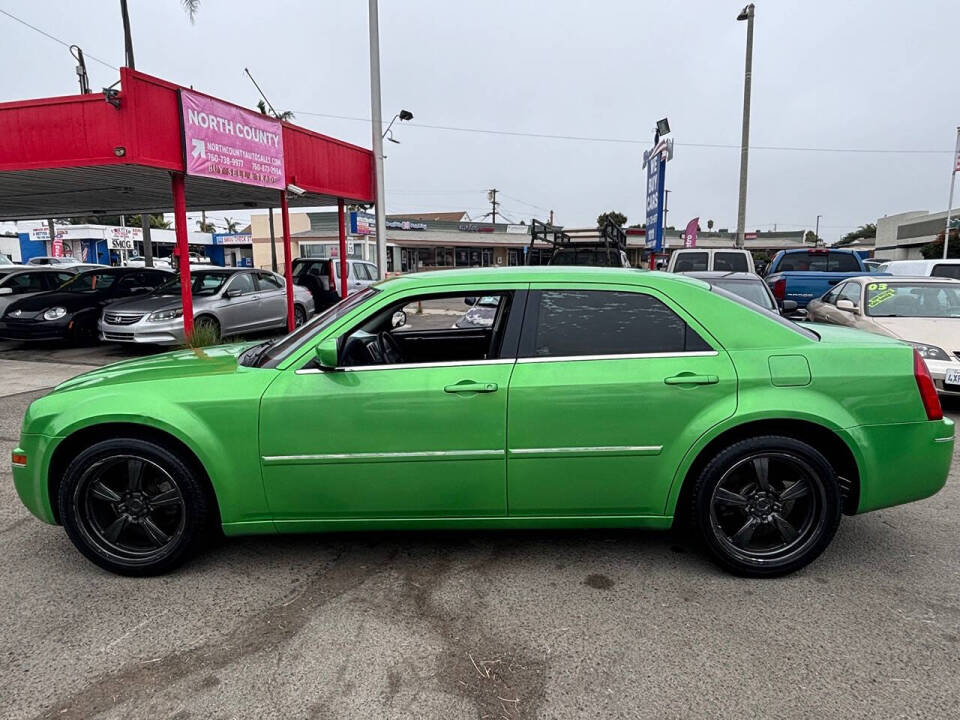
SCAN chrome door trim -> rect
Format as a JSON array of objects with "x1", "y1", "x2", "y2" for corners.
[
  {"x1": 516, "y1": 351, "x2": 718, "y2": 364},
  {"x1": 508, "y1": 445, "x2": 663, "y2": 458},
  {"x1": 263, "y1": 449, "x2": 504, "y2": 465}
]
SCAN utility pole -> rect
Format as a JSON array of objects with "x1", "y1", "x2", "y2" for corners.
[
  {"x1": 120, "y1": 0, "x2": 135, "y2": 69},
  {"x1": 815, "y1": 214, "x2": 821, "y2": 244},
  {"x1": 943, "y1": 127, "x2": 960, "y2": 259},
  {"x1": 142, "y1": 215, "x2": 153, "y2": 267},
  {"x1": 268, "y1": 208, "x2": 278, "y2": 272},
  {"x1": 735, "y1": 3, "x2": 755, "y2": 248},
  {"x1": 368, "y1": 0, "x2": 388, "y2": 279},
  {"x1": 549, "y1": 209, "x2": 554, "y2": 225},
  {"x1": 486, "y1": 189, "x2": 499, "y2": 223}
]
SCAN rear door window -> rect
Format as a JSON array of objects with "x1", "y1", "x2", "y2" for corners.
[
  {"x1": 673, "y1": 252, "x2": 708, "y2": 272},
  {"x1": 524, "y1": 290, "x2": 711, "y2": 358},
  {"x1": 932, "y1": 264, "x2": 960, "y2": 280},
  {"x1": 257, "y1": 272, "x2": 283, "y2": 290},
  {"x1": 714, "y1": 252, "x2": 749, "y2": 272}
]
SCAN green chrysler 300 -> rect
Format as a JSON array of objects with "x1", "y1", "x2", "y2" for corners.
[{"x1": 11, "y1": 267, "x2": 955, "y2": 577}]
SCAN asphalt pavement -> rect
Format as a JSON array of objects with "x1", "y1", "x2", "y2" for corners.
[{"x1": 1, "y1": 352, "x2": 959, "y2": 719}]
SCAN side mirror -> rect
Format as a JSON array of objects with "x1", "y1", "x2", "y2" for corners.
[
  {"x1": 391, "y1": 310, "x2": 407, "y2": 328},
  {"x1": 0, "y1": 287, "x2": 11, "y2": 296},
  {"x1": 314, "y1": 337, "x2": 340, "y2": 370},
  {"x1": 464, "y1": 296, "x2": 477, "y2": 306},
  {"x1": 780, "y1": 299, "x2": 798, "y2": 313},
  {"x1": 836, "y1": 299, "x2": 858, "y2": 312},
  {"x1": 224, "y1": 288, "x2": 240, "y2": 299}
]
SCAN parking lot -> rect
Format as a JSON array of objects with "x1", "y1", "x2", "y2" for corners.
[{"x1": 1, "y1": 344, "x2": 959, "y2": 720}]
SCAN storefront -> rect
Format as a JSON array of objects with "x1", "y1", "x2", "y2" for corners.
[{"x1": 210, "y1": 233, "x2": 254, "y2": 267}]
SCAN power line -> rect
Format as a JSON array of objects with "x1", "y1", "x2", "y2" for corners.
[{"x1": 0, "y1": 8, "x2": 119, "y2": 71}]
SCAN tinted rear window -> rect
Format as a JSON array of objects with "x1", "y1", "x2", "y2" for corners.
[
  {"x1": 714, "y1": 252, "x2": 749, "y2": 272},
  {"x1": 673, "y1": 252, "x2": 708, "y2": 272},
  {"x1": 932, "y1": 264, "x2": 960, "y2": 280},
  {"x1": 776, "y1": 251, "x2": 861, "y2": 272},
  {"x1": 529, "y1": 290, "x2": 711, "y2": 357}
]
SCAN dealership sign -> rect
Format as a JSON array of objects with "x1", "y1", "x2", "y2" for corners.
[
  {"x1": 643, "y1": 138, "x2": 673, "y2": 251},
  {"x1": 180, "y1": 89, "x2": 285, "y2": 189},
  {"x1": 350, "y1": 211, "x2": 375, "y2": 235},
  {"x1": 212, "y1": 233, "x2": 253, "y2": 245},
  {"x1": 385, "y1": 220, "x2": 427, "y2": 231}
]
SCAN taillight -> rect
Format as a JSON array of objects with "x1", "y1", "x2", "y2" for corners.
[
  {"x1": 772, "y1": 278, "x2": 786, "y2": 300},
  {"x1": 914, "y1": 349, "x2": 943, "y2": 421}
]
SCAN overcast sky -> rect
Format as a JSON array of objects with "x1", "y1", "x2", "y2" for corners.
[{"x1": 3, "y1": 0, "x2": 960, "y2": 240}]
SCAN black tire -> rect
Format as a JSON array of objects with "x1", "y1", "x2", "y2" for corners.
[
  {"x1": 69, "y1": 312, "x2": 99, "y2": 346},
  {"x1": 193, "y1": 315, "x2": 221, "y2": 343},
  {"x1": 692, "y1": 435, "x2": 841, "y2": 577},
  {"x1": 58, "y1": 438, "x2": 211, "y2": 576},
  {"x1": 294, "y1": 304, "x2": 307, "y2": 328}
]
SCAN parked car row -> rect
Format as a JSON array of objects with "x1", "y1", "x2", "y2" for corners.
[{"x1": 0, "y1": 266, "x2": 314, "y2": 345}]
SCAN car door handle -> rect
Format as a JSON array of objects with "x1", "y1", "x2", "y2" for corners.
[
  {"x1": 444, "y1": 381, "x2": 499, "y2": 394},
  {"x1": 664, "y1": 373, "x2": 719, "y2": 386}
]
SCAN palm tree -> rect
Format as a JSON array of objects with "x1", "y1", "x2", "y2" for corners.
[
  {"x1": 256, "y1": 99, "x2": 295, "y2": 122},
  {"x1": 707, "y1": 219, "x2": 715, "y2": 231},
  {"x1": 224, "y1": 217, "x2": 240, "y2": 233},
  {"x1": 121, "y1": 1, "x2": 199, "y2": 69}
]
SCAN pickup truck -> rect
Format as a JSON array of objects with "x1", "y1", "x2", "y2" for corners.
[{"x1": 764, "y1": 248, "x2": 875, "y2": 314}]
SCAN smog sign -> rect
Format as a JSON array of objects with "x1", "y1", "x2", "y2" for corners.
[
  {"x1": 107, "y1": 238, "x2": 136, "y2": 250},
  {"x1": 180, "y1": 89, "x2": 286, "y2": 190}
]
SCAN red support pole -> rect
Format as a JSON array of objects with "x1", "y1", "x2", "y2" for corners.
[
  {"x1": 337, "y1": 199, "x2": 348, "y2": 298},
  {"x1": 279, "y1": 190, "x2": 295, "y2": 331},
  {"x1": 171, "y1": 172, "x2": 194, "y2": 338}
]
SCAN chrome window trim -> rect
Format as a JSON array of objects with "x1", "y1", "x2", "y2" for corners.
[
  {"x1": 516, "y1": 351, "x2": 718, "y2": 364},
  {"x1": 295, "y1": 358, "x2": 516, "y2": 375},
  {"x1": 935, "y1": 437, "x2": 954, "y2": 443}
]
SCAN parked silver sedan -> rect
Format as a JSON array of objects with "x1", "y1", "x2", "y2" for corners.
[{"x1": 99, "y1": 268, "x2": 314, "y2": 345}]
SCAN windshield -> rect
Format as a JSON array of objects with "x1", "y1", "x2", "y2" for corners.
[
  {"x1": 259, "y1": 287, "x2": 379, "y2": 368},
  {"x1": 711, "y1": 279, "x2": 776, "y2": 310},
  {"x1": 865, "y1": 281, "x2": 960, "y2": 317},
  {"x1": 154, "y1": 272, "x2": 230, "y2": 297},
  {"x1": 58, "y1": 271, "x2": 116, "y2": 292}
]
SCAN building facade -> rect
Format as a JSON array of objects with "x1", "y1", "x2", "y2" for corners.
[{"x1": 875, "y1": 209, "x2": 958, "y2": 260}]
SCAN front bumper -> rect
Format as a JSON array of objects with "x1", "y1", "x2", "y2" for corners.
[
  {"x1": 99, "y1": 316, "x2": 185, "y2": 345},
  {"x1": 924, "y1": 358, "x2": 960, "y2": 396},
  {"x1": 847, "y1": 417, "x2": 954, "y2": 513},
  {"x1": 12, "y1": 434, "x2": 61, "y2": 525},
  {"x1": 0, "y1": 316, "x2": 72, "y2": 341}
]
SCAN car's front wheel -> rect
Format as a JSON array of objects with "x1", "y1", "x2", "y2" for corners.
[
  {"x1": 58, "y1": 438, "x2": 211, "y2": 576},
  {"x1": 692, "y1": 436, "x2": 841, "y2": 577}
]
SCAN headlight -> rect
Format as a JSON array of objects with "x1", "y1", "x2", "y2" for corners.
[
  {"x1": 907, "y1": 341, "x2": 951, "y2": 362},
  {"x1": 147, "y1": 308, "x2": 184, "y2": 322},
  {"x1": 42, "y1": 307, "x2": 67, "y2": 321}
]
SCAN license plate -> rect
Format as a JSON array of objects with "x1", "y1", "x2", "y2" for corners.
[{"x1": 945, "y1": 369, "x2": 960, "y2": 386}]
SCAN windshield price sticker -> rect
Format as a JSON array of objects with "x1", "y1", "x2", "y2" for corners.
[{"x1": 866, "y1": 283, "x2": 895, "y2": 308}]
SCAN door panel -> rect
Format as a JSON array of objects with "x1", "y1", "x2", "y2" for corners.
[
  {"x1": 259, "y1": 362, "x2": 515, "y2": 520},
  {"x1": 255, "y1": 272, "x2": 287, "y2": 328},
  {"x1": 505, "y1": 285, "x2": 737, "y2": 517},
  {"x1": 218, "y1": 273, "x2": 261, "y2": 332}
]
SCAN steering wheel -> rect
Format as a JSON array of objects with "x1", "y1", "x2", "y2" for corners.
[{"x1": 377, "y1": 331, "x2": 404, "y2": 364}]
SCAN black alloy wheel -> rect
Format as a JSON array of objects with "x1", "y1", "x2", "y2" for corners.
[
  {"x1": 59, "y1": 438, "x2": 211, "y2": 575},
  {"x1": 693, "y1": 436, "x2": 841, "y2": 577}
]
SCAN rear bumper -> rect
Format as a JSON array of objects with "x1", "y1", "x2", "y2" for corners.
[
  {"x1": 848, "y1": 417, "x2": 954, "y2": 513},
  {"x1": 923, "y1": 359, "x2": 960, "y2": 396}
]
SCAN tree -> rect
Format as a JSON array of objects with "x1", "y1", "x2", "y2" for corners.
[
  {"x1": 707, "y1": 219, "x2": 714, "y2": 231},
  {"x1": 597, "y1": 211, "x2": 627, "y2": 228},
  {"x1": 63, "y1": 213, "x2": 169, "y2": 228},
  {"x1": 257, "y1": 99, "x2": 295, "y2": 122},
  {"x1": 224, "y1": 217, "x2": 240, "y2": 233},
  {"x1": 804, "y1": 230, "x2": 821, "y2": 245},
  {"x1": 921, "y1": 229, "x2": 960, "y2": 259},
  {"x1": 197, "y1": 219, "x2": 217, "y2": 233},
  {"x1": 834, "y1": 223, "x2": 876, "y2": 247}
]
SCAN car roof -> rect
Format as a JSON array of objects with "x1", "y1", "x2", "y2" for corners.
[
  {"x1": 849, "y1": 275, "x2": 960, "y2": 284},
  {"x1": 680, "y1": 271, "x2": 761, "y2": 280},
  {"x1": 0, "y1": 266, "x2": 74, "y2": 274},
  {"x1": 376, "y1": 266, "x2": 710, "y2": 290}
]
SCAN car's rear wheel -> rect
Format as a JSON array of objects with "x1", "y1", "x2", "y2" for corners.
[
  {"x1": 58, "y1": 438, "x2": 211, "y2": 576},
  {"x1": 692, "y1": 436, "x2": 841, "y2": 577},
  {"x1": 294, "y1": 304, "x2": 307, "y2": 328}
]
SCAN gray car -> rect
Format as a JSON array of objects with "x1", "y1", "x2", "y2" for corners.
[
  {"x1": 99, "y1": 268, "x2": 314, "y2": 345},
  {"x1": 0, "y1": 266, "x2": 78, "y2": 314}
]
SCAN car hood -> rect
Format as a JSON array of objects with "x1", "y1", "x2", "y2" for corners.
[
  {"x1": 869, "y1": 317, "x2": 960, "y2": 349},
  {"x1": 4, "y1": 290, "x2": 106, "y2": 314},
  {"x1": 52, "y1": 342, "x2": 254, "y2": 393},
  {"x1": 107, "y1": 294, "x2": 187, "y2": 314}
]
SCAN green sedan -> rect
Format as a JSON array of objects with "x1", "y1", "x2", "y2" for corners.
[{"x1": 11, "y1": 267, "x2": 954, "y2": 577}]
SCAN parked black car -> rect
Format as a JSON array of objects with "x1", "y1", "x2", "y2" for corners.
[{"x1": 0, "y1": 267, "x2": 172, "y2": 342}]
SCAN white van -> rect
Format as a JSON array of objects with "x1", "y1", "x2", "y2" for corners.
[
  {"x1": 875, "y1": 259, "x2": 960, "y2": 279},
  {"x1": 666, "y1": 248, "x2": 755, "y2": 274}
]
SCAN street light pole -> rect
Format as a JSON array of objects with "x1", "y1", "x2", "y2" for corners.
[
  {"x1": 368, "y1": 0, "x2": 388, "y2": 279},
  {"x1": 943, "y1": 127, "x2": 960, "y2": 259},
  {"x1": 815, "y1": 214, "x2": 821, "y2": 244},
  {"x1": 735, "y1": 3, "x2": 755, "y2": 249}
]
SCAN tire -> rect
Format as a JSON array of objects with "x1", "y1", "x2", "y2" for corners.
[
  {"x1": 193, "y1": 315, "x2": 221, "y2": 343},
  {"x1": 58, "y1": 438, "x2": 212, "y2": 576},
  {"x1": 294, "y1": 304, "x2": 307, "y2": 328},
  {"x1": 692, "y1": 435, "x2": 841, "y2": 577}
]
